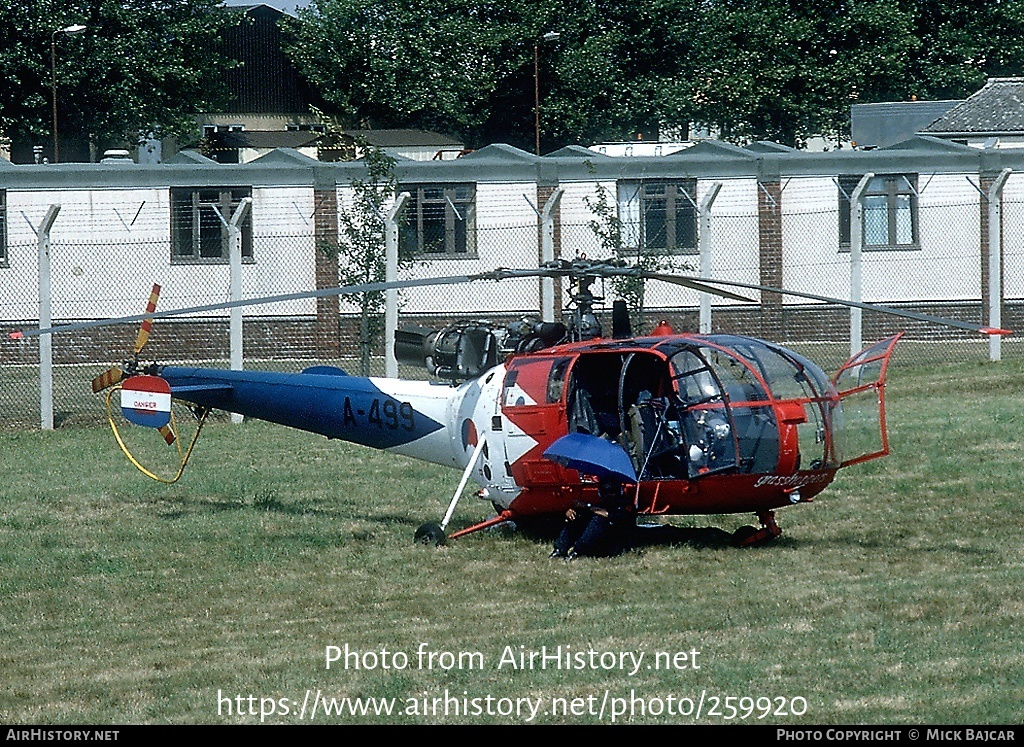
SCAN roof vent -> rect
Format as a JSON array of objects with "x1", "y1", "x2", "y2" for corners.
[{"x1": 100, "y1": 149, "x2": 133, "y2": 163}]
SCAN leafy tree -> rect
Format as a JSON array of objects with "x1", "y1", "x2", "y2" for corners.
[
  {"x1": 583, "y1": 184, "x2": 692, "y2": 333},
  {"x1": 687, "y1": 0, "x2": 920, "y2": 146},
  {"x1": 902, "y1": 1, "x2": 1024, "y2": 100},
  {"x1": 331, "y1": 143, "x2": 415, "y2": 375},
  {"x1": 285, "y1": 0, "x2": 523, "y2": 138},
  {"x1": 286, "y1": 0, "x2": 1024, "y2": 151},
  {"x1": 0, "y1": 0, "x2": 234, "y2": 160},
  {"x1": 544, "y1": 0, "x2": 705, "y2": 147}
]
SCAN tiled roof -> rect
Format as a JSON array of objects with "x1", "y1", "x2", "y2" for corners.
[
  {"x1": 343, "y1": 129, "x2": 463, "y2": 148},
  {"x1": 921, "y1": 78, "x2": 1024, "y2": 136},
  {"x1": 217, "y1": 130, "x2": 322, "y2": 149}
]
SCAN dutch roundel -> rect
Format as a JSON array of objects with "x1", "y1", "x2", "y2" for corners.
[{"x1": 120, "y1": 375, "x2": 172, "y2": 429}]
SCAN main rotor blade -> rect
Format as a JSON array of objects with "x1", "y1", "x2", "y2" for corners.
[
  {"x1": 494, "y1": 263, "x2": 757, "y2": 302},
  {"x1": 9, "y1": 274, "x2": 485, "y2": 340},
  {"x1": 690, "y1": 277, "x2": 1011, "y2": 336},
  {"x1": 643, "y1": 273, "x2": 755, "y2": 303},
  {"x1": 10, "y1": 262, "x2": 1007, "y2": 340}
]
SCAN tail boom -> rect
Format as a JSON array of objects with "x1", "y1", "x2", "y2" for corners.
[{"x1": 160, "y1": 367, "x2": 453, "y2": 460}]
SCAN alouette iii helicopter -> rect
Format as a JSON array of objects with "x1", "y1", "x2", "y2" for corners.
[{"x1": 10, "y1": 260, "x2": 1011, "y2": 548}]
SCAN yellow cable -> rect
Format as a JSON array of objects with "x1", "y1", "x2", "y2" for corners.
[{"x1": 106, "y1": 386, "x2": 209, "y2": 484}]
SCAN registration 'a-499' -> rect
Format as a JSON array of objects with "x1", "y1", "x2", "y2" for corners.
[{"x1": 342, "y1": 397, "x2": 415, "y2": 431}]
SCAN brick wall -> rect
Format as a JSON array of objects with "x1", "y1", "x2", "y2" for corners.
[
  {"x1": 758, "y1": 180, "x2": 783, "y2": 339},
  {"x1": 314, "y1": 187, "x2": 342, "y2": 357}
]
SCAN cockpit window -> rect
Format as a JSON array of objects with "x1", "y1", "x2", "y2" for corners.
[
  {"x1": 697, "y1": 346, "x2": 770, "y2": 403},
  {"x1": 668, "y1": 350, "x2": 722, "y2": 402},
  {"x1": 547, "y1": 358, "x2": 571, "y2": 403}
]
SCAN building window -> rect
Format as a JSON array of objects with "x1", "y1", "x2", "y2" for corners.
[
  {"x1": 619, "y1": 180, "x2": 698, "y2": 255},
  {"x1": 202, "y1": 124, "x2": 244, "y2": 137},
  {"x1": 399, "y1": 184, "x2": 476, "y2": 257},
  {"x1": 0, "y1": 190, "x2": 7, "y2": 267},
  {"x1": 839, "y1": 174, "x2": 919, "y2": 250},
  {"x1": 171, "y1": 187, "x2": 253, "y2": 262}
]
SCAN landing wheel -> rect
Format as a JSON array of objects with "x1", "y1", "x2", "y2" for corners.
[
  {"x1": 733, "y1": 511, "x2": 783, "y2": 548},
  {"x1": 415, "y1": 522, "x2": 446, "y2": 546},
  {"x1": 732, "y1": 525, "x2": 760, "y2": 547}
]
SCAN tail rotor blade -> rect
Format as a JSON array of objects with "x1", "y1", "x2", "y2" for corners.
[
  {"x1": 133, "y1": 284, "x2": 161, "y2": 354},
  {"x1": 158, "y1": 424, "x2": 177, "y2": 446},
  {"x1": 91, "y1": 367, "x2": 124, "y2": 393}
]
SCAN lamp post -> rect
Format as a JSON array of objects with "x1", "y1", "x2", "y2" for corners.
[
  {"x1": 533, "y1": 31, "x2": 560, "y2": 156},
  {"x1": 51, "y1": 24, "x2": 86, "y2": 163}
]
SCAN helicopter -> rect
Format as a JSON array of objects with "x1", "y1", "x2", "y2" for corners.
[{"x1": 10, "y1": 259, "x2": 1011, "y2": 548}]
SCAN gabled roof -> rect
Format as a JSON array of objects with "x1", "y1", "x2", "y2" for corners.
[
  {"x1": 344, "y1": 129, "x2": 463, "y2": 149},
  {"x1": 165, "y1": 150, "x2": 218, "y2": 165},
  {"x1": 852, "y1": 100, "x2": 960, "y2": 149},
  {"x1": 224, "y1": 4, "x2": 287, "y2": 17},
  {"x1": 217, "y1": 130, "x2": 322, "y2": 149},
  {"x1": 457, "y1": 143, "x2": 537, "y2": 162},
  {"x1": 921, "y1": 78, "x2": 1024, "y2": 137},
  {"x1": 546, "y1": 145, "x2": 607, "y2": 158},
  {"x1": 668, "y1": 139, "x2": 756, "y2": 160},
  {"x1": 744, "y1": 141, "x2": 795, "y2": 153},
  {"x1": 248, "y1": 147, "x2": 322, "y2": 166},
  {"x1": 882, "y1": 135, "x2": 976, "y2": 153}
]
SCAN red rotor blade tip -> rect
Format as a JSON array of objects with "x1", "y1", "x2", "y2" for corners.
[
  {"x1": 9, "y1": 331, "x2": 24, "y2": 340},
  {"x1": 980, "y1": 327, "x2": 1013, "y2": 336}
]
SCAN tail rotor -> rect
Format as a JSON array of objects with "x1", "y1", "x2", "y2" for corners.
[
  {"x1": 91, "y1": 283, "x2": 183, "y2": 452},
  {"x1": 90, "y1": 284, "x2": 161, "y2": 394}
]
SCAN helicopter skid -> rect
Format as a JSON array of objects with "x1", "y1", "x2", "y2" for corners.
[{"x1": 446, "y1": 510, "x2": 516, "y2": 541}]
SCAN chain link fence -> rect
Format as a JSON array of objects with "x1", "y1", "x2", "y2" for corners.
[{"x1": 1, "y1": 186, "x2": 1021, "y2": 430}]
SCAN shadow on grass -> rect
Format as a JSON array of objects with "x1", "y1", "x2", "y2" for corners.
[{"x1": 504, "y1": 517, "x2": 760, "y2": 551}]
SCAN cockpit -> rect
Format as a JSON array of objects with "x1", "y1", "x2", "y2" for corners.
[{"x1": 564, "y1": 335, "x2": 843, "y2": 481}]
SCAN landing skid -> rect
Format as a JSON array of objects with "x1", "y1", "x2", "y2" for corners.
[
  {"x1": 415, "y1": 510, "x2": 515, "y2": 546},
  {"x1": 732, "y1": 511, "x2": 783, "y2": 548}
]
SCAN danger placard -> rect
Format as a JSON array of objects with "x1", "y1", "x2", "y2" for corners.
[{"x1": 120, "y1": 375, "x2": 172, "y2": 428}]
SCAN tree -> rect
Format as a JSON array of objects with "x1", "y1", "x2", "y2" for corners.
[
  {"x1": 284, "y1": 0, "x2": 1024, "y2": 151},
  {"x1": 543, "y1": 0, "x2": 705, "y2": 147},
  {"x1": 686, "y1": 0, "x2": 921, "y2": 146},
  {"x1": 285, "y1": 0, "x2": 522, "y2": 138},
  {"x1": 901, "y1": 1, "x2": 1024, "y2": 100},
  {"x1": 331, "y1": 143, "x2": 415, "y2": 375},
  {"x1": 0, "y1": 0, "x2": 235, "y2": 160},
  {"x1": 583, "y1": 184, "x2": 692, "y2": 334}
]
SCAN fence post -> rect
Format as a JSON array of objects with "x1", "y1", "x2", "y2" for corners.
[
  {"x1": 698, "y1": 182, "x2": 722, "y2": 334},
  {"x1": 539, "y1": 188, "x2": 564, "y2": 322},
  {"x1": 849, "y1": 173, "x2": 873, "y2": 355},
  {"x1": 30, "y1": 205, "x2": 61, "y2": 431},
  {"x1": 385, "y1": 191, "x2": 410, "y2": 378},
  {"x1": 987, "y1": 168, "x2": 1011, "y2": 362},
  {"x1": 225, "y1": 197, "x2": 251, "y2": 425}
]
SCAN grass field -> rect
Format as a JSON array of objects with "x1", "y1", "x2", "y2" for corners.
[{"x1": 0, "y1": 359, "x2": 1022, "y2": 724}]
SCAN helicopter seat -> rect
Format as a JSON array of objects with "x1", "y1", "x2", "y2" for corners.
[
  {"x1": 625, "y1": 392, "x2": 687, "y2": 479},
  {"x1": 569, "y1": 387, "x2": 600, "y2": 435}
]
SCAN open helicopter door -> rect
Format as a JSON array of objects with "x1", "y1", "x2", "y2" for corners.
[{"x1": 832, "y1": 334, "x2": 903, "y2": 468}]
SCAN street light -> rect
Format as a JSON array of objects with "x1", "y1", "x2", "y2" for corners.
[
  {"x1": 51, "y1": 23, "x2": 86, "y2": 163},
  {"x1": 534, "y1": 31, "x2": 560, "y2": 156}
]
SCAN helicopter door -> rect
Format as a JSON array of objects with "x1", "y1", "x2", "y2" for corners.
[
  {"x1": 627, "y1": 349, "x2": 740, "y2": 479},
  {"x1": 833, "y1": 334, "x2": 903, "y2": 467},
  {"x1": 501, "y1": 356, "x2": 570, "y2": 485}
]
